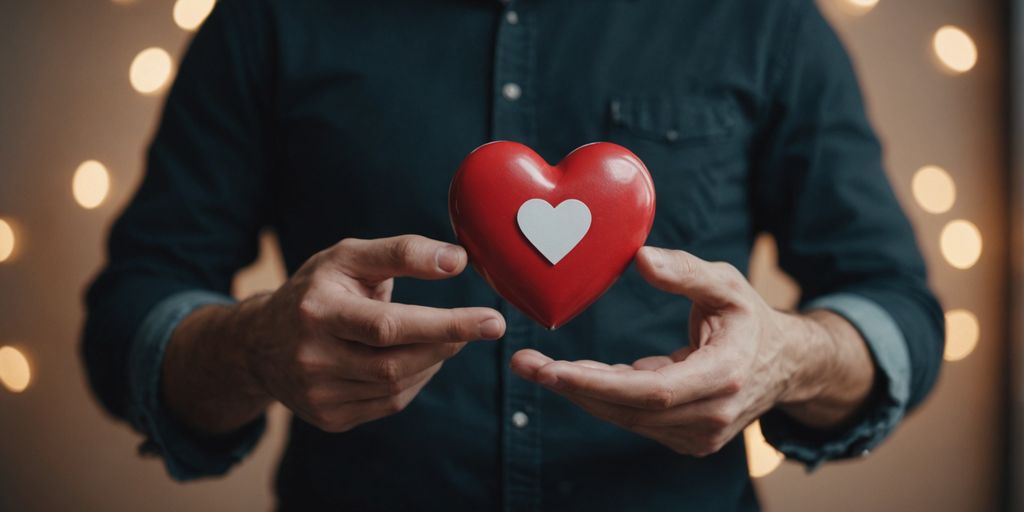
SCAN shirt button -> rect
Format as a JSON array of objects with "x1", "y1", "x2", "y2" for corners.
[
  {"x1": 502, "y1": 82, "x2": 522, "y2": 101},
  {"x1": 512, "y1": 410, "x2": 529, "y2": 428},
  {"x1": 505, "y1": 11, "x2": 519, "y2": 25},
  {"x1": 665, "y1": 129, "x2": 680, "y2": 142}
]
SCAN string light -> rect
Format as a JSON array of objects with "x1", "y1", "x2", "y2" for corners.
[
  {"x1": 73, "y1": 160, "x2": 111, "y2": 209},
  {"x1": 129, "y1": 47, "x2": 174, "y2": 94},
  {"x1": 173, "y1": 0, "x2": 216, "y2": 31},
  {"x1": 940, "y1": 219, "x2": 982, "y2": 269},
  {"x1": 744, "y1": 420, "x2": 783, "y2": 478},
  {"x1": 0, "y1": 219, "x2": 14, "y2": 263},
  {"x1": 933, "y1": 26, "x2": 978, "y2": 74},
  {"x1": 944, "y1": 309, "x2": 980, "y2": 361},
  {"x1": 911, "y1": 165, "x2": 956, "y2": 214},
  {"x1": 0, "y1": 346, "x2": 31, "y2": 393}
]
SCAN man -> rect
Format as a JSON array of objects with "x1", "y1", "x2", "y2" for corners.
[{"x1": 82, "y1": 0, "x2": 944, "y2": 510}]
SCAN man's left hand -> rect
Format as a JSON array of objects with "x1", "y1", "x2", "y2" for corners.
[{"x1": 510, "y1": 246, "x2": 875, "y2": 457}]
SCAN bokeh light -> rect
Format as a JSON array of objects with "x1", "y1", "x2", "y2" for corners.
[
  {"x1": 843, "y1": 0, "x2": 879, "y2": 13},
  {"x1": 744, "y1": 420, "x2": 783, "y2": 478},
  {"x1": 940, "y1": 219, "x2": 983, "y2": 269},
  {"x1": 129, "y1": 47, "x2": 174, "y2": 94},
  {"x1": 173, "y1": 0, "x2": 216, "y2": 31},
  {"x1": 72, "y1": 160, "x2": 111, "y2": 209},
  {"x1": 0, "y1": 218, "x2": 14, "y2": 263},
  {"x1": 0, "y1": 346, "x2": 31, "y2": 393},
  {"x1": 944, "y1": 309, "x2": 980, "y2": 361},
  {"x1": 911, "y1": 165, "x2": 956, "y2": 214},
  {"x1": 933, "y1": 26, "x2": 978, "y2": 74}
]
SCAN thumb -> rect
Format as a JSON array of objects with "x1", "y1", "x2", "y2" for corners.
[{"x1": 634, "y1": 246, "x2": 743, "y2": 307}]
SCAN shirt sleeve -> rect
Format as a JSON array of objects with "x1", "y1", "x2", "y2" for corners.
[
  {"x1": 759, "y1": 293, "x2": 910, "y2": 469},
  {"x1": 80, "y1": 0, "x2": 278, "y2": 478},
  {"x1": 751, "y1": 0, "x2": 945, "y2": 466},
  {"x1": 128, "y1": 291, "x2": 266, "y2": 481}
]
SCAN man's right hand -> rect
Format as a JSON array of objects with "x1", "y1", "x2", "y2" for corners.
[{"x1": 161, "y1": 235, "x2": 505, "y2": 435}]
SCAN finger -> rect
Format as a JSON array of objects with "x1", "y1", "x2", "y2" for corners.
[
  {"x1": 333, "y1": 235, "x2": 468, "y2": 282},
  {"x1": 533, "y1": 360, "x2": 722, "y2": 410},
  {"x1": 670, "y1": 346, "x2": 695, "y2": 362},
  {"x1": 553, "y1": 388, "x2": 638, "y2": 426},
  {"x1": 344, "y1": 341, "x2": 467, "y2": 382},
  {"x1": 632, "y1": 355, "x2": 674, "y2": 371},
  {"x1": 370, "y1": 278, "x2": 393, "y2": 302},
  {"x1": 655, "y1": 345, "x2": 740, "y2": 398},
  {"x1": 634, "y1": 246, "x2": 743, "y2": 307},
  {"x1": 550, "y1": 386, "x2": 731, "y2": 431},
  {"x1": 574, "y1": 360, "x2": 633, "y2": 372},
  {"x1": 553, "y1": 389, "x2": 660, "y2": 429},
  {"x1": 334, "y1": 362, "x2": 442, "y2": 401},
  {"x1": 338, "y1": 371, "x2": 435, "y2": 427},
  {"x1": 331, "y1": 294, "x2": 505, "y2": 346},
  {"x1": 532, "y1": 361, "x2": 678, "y2": 409},
  {"x1": 574, "y1": 360, "x2": 613, "y2": 370},
  {"x1": 510, "y1": 349, "x2": 554, "y2": 381}
]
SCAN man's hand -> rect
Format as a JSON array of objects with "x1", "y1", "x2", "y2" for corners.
[
  {"x1": 162, "y1": 235, "x2": 505, "y2": 435},
  {"x1": 510, "y1": 246, "x2": 875, "y2": 457}
]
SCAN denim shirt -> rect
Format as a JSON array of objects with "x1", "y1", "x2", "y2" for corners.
[{"x1": 82, "y1": 0, "x2": 944, "y2": 510}]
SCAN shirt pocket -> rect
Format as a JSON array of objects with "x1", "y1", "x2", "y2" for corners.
[{"x1": 603, "y1": 93, "x2": 747, "y2": 311}]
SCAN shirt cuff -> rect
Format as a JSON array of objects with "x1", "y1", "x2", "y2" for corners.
[
  {"x1": 127, "y1": 290, "x2": 266, "y2": 481},
  {"x1": 759, "y1": 292, "x2": 911, "y2": 470}
]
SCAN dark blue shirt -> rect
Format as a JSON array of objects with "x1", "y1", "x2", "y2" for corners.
[{"x1": 82, "y1": 0, "x2": 944, "y2": 510}]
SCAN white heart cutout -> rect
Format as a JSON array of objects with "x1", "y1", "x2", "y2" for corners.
[{"x1": 516, "y1": 198, "x2": 592, "y2": 265}]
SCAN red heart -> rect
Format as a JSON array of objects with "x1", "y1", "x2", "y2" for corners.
[{"x1": 449, "y1": 141, "x2": 656, "y2": 329}]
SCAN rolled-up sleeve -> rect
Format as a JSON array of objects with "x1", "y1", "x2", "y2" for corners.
[
  {"x1": 128, "y1": 291, "x2": 265, "y2": 481},
  {"x1": 81, "y1": 0, "x2": 278, "y2": 479},
  {"x1": 760, "y1": 293, "x2": 911, "y2": 468},
  {"x1": 752, "y1": 1, "x2": 944, "y2": 466}
]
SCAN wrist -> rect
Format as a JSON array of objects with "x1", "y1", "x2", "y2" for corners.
[
  {"x1": 161, "y1": 295, "x2": 273, "y2": 434},
  {"x1": 775, "y1": 309, "x2": 876, "y2": 429},
  {"x1": 226, "y1": 292, "x2": 276, "y2": 402},
  {"x1": 775, "y1": 310, "x2": 836, "y2": 406}
]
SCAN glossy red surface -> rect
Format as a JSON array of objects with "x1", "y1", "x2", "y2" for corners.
[{"x1": 449, "y1": 141, "x2": 656, "y2": 329}]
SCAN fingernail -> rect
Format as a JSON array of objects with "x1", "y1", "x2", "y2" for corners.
[
  {"x1": 479, "y1": 318, "x2": 503, "y2": 339},
  {"x1": 645, "y1": 247, "x2": 665, "y2": 269},
  {"x1": 436, "y1": 246, "x2": 462, "y2": 273},
  {"x1": 538, "y1": 372, "x2": 559, "y2": 387}
]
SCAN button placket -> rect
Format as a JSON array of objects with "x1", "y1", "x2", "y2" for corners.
[
  {"x1": 499, "y1": 304, "x2": 542, "y2": 512},
  {"x1": 491, "y1": 1, "x2": 536, "y2": 148},
  {"x1": 492, "y1": 4, "x2": 541, "y2": 510},
  {"x1": 512, "y1": 410, "x2": 529, "y2": 428},
  {"x1": 502, "y1": 82, "x2": 522, "y2": 101}
]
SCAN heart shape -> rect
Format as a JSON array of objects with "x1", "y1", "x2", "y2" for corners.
[
  {"x1": 449, "y1": 141, "x2": 656, "y2": 329},
  {"x1": 516, "y1": 199, "x2": 592, "y2": 265}
]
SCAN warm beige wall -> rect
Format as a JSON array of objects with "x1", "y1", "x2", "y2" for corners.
[
  {"x1": 0, "y1": 1, "x2": 1005, "y2": 511},
  {"x1": 753, "y1": 1, "x2": 1007, "y2": 511}
]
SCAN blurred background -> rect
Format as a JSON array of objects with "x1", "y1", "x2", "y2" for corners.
[{"x1": 0, "y1": 0, "x2": 1017, "y2": 510}]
